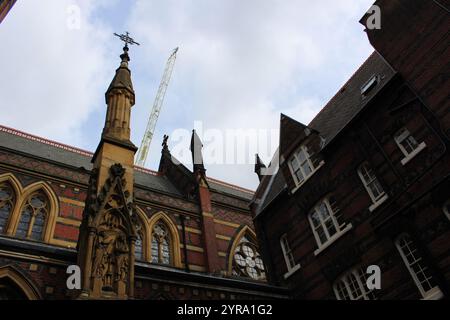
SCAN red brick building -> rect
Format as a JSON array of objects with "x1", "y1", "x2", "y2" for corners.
[
  {"x1": 1, "y1": 0, "x2": 448, "y2": 301},
  {"x1": 252, "y1": 0, "x2": 449, "y2": 300},
  {"x1": 0, "y1": 44, "x2": 286, "y2": 299}
]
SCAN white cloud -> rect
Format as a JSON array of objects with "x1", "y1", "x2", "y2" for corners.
[
  {"x1": 0, "y1": 0, "x2": 114, "y2": 147},
  {"x1": 0, "y1": 0, "x2": 376, "y2": 190},
  {"x1": 128, "y1": 0, "x2": 375, "y2": 189}
]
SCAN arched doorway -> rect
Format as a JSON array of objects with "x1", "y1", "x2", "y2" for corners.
[
  {"x1": 0, "y1": 266, "x2": 41, "y2": 300},
  {"x1": 0, "y1": 277, "x2": 30, "y2": 300}
]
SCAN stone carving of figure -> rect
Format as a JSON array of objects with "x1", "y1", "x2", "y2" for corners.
[{"x1": 92, "y1": 209, "x2": 130, "y2": 292}]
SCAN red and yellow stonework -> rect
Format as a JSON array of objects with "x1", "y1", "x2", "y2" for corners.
[
  {"x1": 0, "y1": 45, "x2": 286, "y2": 300},
  {"x1": 1, "y1": 0, "x2": 447, "y2": 301}
]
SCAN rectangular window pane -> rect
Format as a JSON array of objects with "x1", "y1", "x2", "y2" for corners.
[
  {"x1": 324, "y1": 218, "x2": 337, "y2": 237},
  {"x1": 310, "y1": 211, "x2": 321, "y2": 228},
  {"x1": 301, "y1": 162, "x2": 313, "y2": 177},
  {"x1": 318, "y1": 203, "x2": 330, "y2": 221},
  {"x1": 359, "y1": 163, "x2": 385, "y2": 202},
  {"x1": 310, "y1": 199, "x2": 343, "y2": 247},
  {"x1": 281, "y1": 235, "x2": 296, "y2": 270},
  {"x1": 335, "y1": 269, "x2": 372, "y2": 300},
  {"x1": 402, "y1": 135, "x2": 418, "y2": 154},
  {"x1": 290, "y1": 157, "x2": 300, "y2": 171},
  {"x1": 395, "y1": 128, "x2": 421, "y2": 156},
  {"x1": 294, "y1": 169, "x2": 304, "y2": 183},
  {"x1": 368, "y1": 180, "x2": 384, "y2": 199},
  {"x1": 396, "y1": 234, "x2": 438, "y2": 297},
  {"x1": 291, "y1": 146, "x2": 317, "y2": 186},
  {"x1": 297, "y1": 149, "x2": 307, "y2": 163},
  {"x1": 316, "y1": 227, "x2": 327, "y2": 244}
]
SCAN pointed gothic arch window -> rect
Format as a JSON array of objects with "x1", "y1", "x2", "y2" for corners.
[
  {"x1": 0, "y1": 182, "x2": 15, "y2": 234},
  {"x1": 229, "y1": 227, "x2": 266, "y2": 281},
  {"x1": 0, "y1": 175, "x2": 58, "y2": 243},
  {"x1": 135, "y1": 230, "x2": 144, "y2": 261},
  {"x1": 134, "y1": 208, "x2": 150, "y2": 262},
  {"x1": 15, "y1": 191, "x2": 49, "y2": 241},
  {"x1": 147, "y1": 212, "x2": 182, "y2": 267},
  {"x1": 151, "y1": 221, "x2": 172, "y2": 265}
]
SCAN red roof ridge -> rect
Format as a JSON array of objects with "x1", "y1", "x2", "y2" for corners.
[
  {"x1": 1, "y1": 124, "x2": 254, "y2": 192},
  {"x1": 308, "y1": 51, "x2": 376, "y2": 127},
  {"x1": 0, "y1": 124, "x2": 163, "y2": 175},
  {"x1": 0, "y1": 124, "x2": 94, "y2": 157},
  {"x1": 134, "y1": 165, "x2": 160, "y2": 176},
  {"x1": 207, "y1": 176, "x2": 255, "y2": 194}
]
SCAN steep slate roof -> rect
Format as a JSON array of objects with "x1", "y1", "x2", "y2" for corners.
[
  {"x1": 207, "y1": 178, "x2": 254, "y2": 201},
  {"x1": 309, "y1": 51, "x2": 395, "y2": 145},
  {"x1": 257, "y1": 169, "x2": 287, "y2": 213},
  {"x1": 0, "y1": 126, "x2": 252, "y2": 200},
  {"x1": 255, "y1": 51, "x2": 396, "y2": 215}
]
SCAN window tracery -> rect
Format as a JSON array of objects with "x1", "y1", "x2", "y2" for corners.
[
  {"x1": 15, "y1": 192, "x2": 49, "y2": 241},
  {"x1": 231, "y1": 234, "x2": 266, "y2": 281},
  {"x1": 151, "y1": 221, "x2": 172, "y2": 265},
  {"x1": 0, "y1": 182, "x2": 15, "y2": 233}
]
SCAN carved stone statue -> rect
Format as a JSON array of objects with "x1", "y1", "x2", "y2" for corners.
[{"x1": 77, "y1": 164, "x2": 137, "y2": 299}]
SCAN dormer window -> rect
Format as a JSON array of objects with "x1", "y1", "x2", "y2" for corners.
[
  {"x1": 288, "y1": 145, "x2": 315, "y2": 186},
  {"x1": 361, "y1": 75, "x2": 378, "y2": 96},
  {"x1": 394, "y1": 127, "x2": 427, "y2": 165}
]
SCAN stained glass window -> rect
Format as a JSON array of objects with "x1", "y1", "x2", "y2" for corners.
[
  {"x1": 0, "y1": 183, "x2": 15, "y2": 234},
  {"x1": 15, "y1": 192, "x2": 48, "y2": 241},
  {"x1": 151, "y1": 221, "x2": 172, "y2": 265},
  {"x1": 232, "y1": 236, "x2": 266, "y2": 281},
  {"x1": 135, "y1": 232, "x2": 144, "y2": 261}
]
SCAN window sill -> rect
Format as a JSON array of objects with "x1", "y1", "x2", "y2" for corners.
[
  {"x1": 422, "y1": 287, "x2": 444, "y2": 300},
  {"x1": 401, "y1": 142, "x2": 427, "y2": 166},
  {"x1": 291, "y1": 161, "x2": 325, "y2": 195},
  {"x1": 283, "y1": 264, "x2": 301, "y2": 279},
  {"x1": 369, "y1": 194, "x2": 389, "y2": 212},
  {"x1": 314, "y1": 223, "x2": 353, "y2": 256}
]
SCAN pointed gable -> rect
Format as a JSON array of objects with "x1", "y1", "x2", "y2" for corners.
[
  {"x1": 158, "y1": 144, "x2": 197, "y2": 198},
  {"x1": 279, "y1": 113, "x2": 319, "y2": 161}
]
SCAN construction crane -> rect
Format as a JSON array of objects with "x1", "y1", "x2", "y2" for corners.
[{"x1": 135, "y1": 47, "x2": 179, "y2": 167}]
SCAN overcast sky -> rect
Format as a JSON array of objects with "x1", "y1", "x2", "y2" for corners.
[{"x1": 0, "y1": 0, "x2": 375, "y2": 190}]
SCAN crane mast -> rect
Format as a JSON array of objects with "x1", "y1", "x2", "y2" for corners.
[{"x1": 135, "y1": 47, "x2": 178, "y2": 167}]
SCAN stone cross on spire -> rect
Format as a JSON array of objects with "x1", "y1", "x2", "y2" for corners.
[
  {"x1": 113, "y1": 32, "x2": 140, "y2": 65},
  {"x1": 114, "y1": 31, "x2": 140, "y2": 48}
]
